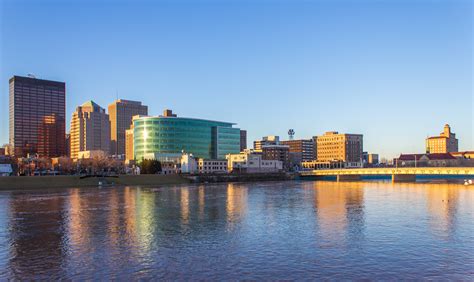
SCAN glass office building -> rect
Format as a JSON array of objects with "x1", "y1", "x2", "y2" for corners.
[{"x1": 133, "y1": 114, "x2": 241, "y2": 160}]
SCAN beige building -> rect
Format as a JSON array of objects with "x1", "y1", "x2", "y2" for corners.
[
  {"x1": 314, "y1": 131, "x2": 363, "y2": 163},
  {"x1": 198, "y1": 159, "x2": 228, "y2": 174},
  {"x1": 253, "y1": 135, "x2": 280, "y2": 151},
  {"x1": 124, "y1": 115, "x2": 142, "y2": 162},
  {"x1": 125, "y1": 128, "x2": 134, "y2": 162},
  {"x1": 180, "y1": 153, "x2": 228, "y2": 174},
  {"x1": 70, "y1": 101, "x2": 111, "y2": 159},
  {"x1": 77, "y1": 150, "x2": 107, "y2": 159},
  {"x1": 226, "y1": 150, "x2": 283, "y2": 173},
  {"x1": 426, "y1": 124, "x2": 458, "y2": 153},
  {"x1": 108, "y1": 99, "x2": 147, "y2": 156}
]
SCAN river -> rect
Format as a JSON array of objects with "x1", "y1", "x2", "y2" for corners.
[{"x1": 0, "y1": 180, "x2": 472, "y2": 279}]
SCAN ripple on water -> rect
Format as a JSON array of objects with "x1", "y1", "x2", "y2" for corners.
[{"x1": 0, "y1": 181, "x2": 472, "y2": 280}]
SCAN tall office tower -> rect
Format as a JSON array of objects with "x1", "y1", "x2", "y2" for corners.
[
  {"x1": 315, "y1": 131, "x2": 363, "y2": 162},
  {"x1": 9, "y1": 75, "x2": 66, "y2": 157},
  {"x1": 70, "y1": 101, "x2": 111, "y2": 159},
  {"x1": 240, "y1": 130, "x2": 247, "y2": 152},
  {"x1": 426, "y1": 124, "x2": 459, "y2": 153},
  {"x1": 108, "y1": 99, "x2": 148, "y2": 156}
]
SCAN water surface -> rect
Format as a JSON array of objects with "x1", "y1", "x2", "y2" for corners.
[{"x1": 0, "y1": 181, "x2": 472, "y2": 279}]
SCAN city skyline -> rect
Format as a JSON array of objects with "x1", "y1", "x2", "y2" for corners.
[{"x1": 1, "y1": 0, "x2": 472, "y2": 159}]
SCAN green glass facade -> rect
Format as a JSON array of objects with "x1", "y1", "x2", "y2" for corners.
[{"x1": 133, "y1": 116, "x2": 241, "y2": 160}]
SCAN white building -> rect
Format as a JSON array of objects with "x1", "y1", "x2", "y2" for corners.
[
  {"x1": 181, "y1": 153, "x2": 228, "y2": 174},
  {"x1": 198, "y1": 159, "x2": 228, "y2": 174},
  {"x1": 226, "y1": 150, "x2": 283, "y2": 173},
  {"x1": 181, "y1": 153, "x2": 198, "y2": 174}
]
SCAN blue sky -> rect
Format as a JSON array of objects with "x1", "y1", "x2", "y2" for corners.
[{"x1": 0, "y1": 0, "x2": 472, "y2": 159}]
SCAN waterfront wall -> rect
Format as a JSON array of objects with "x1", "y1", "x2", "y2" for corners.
[{"x1": 0, "y1": 174, "x2": 190, "y2": 190}]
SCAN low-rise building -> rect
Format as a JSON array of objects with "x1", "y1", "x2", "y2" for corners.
[
  {"x1": 362, "y1": 152, "x2": 379, "y2": 166},
  {"x1": 181, "y1": 154, "x2": 228, "y2": 174},
  {"x1": 226, "y1": 150, "x2": 283, "y2": 173},
  {"x1": 394, "y1": 153, "x2": 460, "y2": 167},
  {"x1": 181, "y1": 154, "x2": 198, "y2": 174},
  {"x1": 77, "y1": 150, "x2": 107, "y2": 159},
  {"x1": 198, "y1": 159, "x2": 228, "y2": 174},
  {"x1": 262, "y1": 144, "x2": 290, "y2": 169},
  {"x1": 450, "y1": 151, "x2": 474, "y2": 159},
  {"x1": 302, "y1": 160, "x2": 362, "y2": 170}
]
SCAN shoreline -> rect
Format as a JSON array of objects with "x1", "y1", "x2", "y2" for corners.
[
  {"x1": 0, "y1": 173, "x2": 294, "y2": 191},
  {"x1": 0, "y1": 173, "x2": 470, "y2": 191}
]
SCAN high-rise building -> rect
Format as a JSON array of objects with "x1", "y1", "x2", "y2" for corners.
[
  {"x1": 65, "y1": 134, "x2": 70, "y2": 157},
  {"x1": 108, "y1": 99, "x2": 148, "y2": 156},
  {"x1": 426, "y1": 124, "x2": 458, "y2": 153},
  {"x1": 9, "y1": 75, "x2": 66, "y2": 157},
  {"x1": 240, "y1": 130, "x2": 247, "y2": 152},
  {"x1": 70, "y1": 101, "x2": 111, "y2": 159},
  {"x1": 124, "y1": 115, "x2": 143, "y2": 162},
  {"x1": 314, "y1": 131, "x2": 363, "y2": 163},
  {"x1": 133, "y1": 110, "x2": 241, "y2": 160},
  {"x1": 281, "y1": 139, "x2": 315, "y2": 164}
]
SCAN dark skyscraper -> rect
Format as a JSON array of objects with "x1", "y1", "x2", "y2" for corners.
[
  {"x1": 240, "y1": 130, "x2": 247, "y2": 152},
  {"x1": 9, "y1": 75, "x2": 66, "y2": 157}
]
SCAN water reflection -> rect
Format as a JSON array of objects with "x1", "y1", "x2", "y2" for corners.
[
  {"x1": 0, "y1": 181, "x2": 472, "y2": 279},
  {"x1": 313, "y1": 181, "x2": 365, "y2": 248},
  {"x1": 8, "y1": 193, "x2": 67, "y2": 278},
  {"x1": 226, "y1": 183, "x2": 248, "y2": 226}
]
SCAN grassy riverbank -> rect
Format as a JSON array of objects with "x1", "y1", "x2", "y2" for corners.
[{"x1": 0, "y1": 174, "x2": 191, "y2": 190}]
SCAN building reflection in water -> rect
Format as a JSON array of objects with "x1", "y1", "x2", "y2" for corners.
[
  {"x1": 226, "y1": 183, "x2": 248, "y2": 228},
  {"x1": 8, "y1": 192, "x2": 67, "y2": 278},
  {"x1": 2, "y1": 181, "x2": 470, "y2": 279},
  {"x1": 132, "y1": 188, "x2": 156, "y2": 256},
  {"x1": 107, "y1": 189, "x2": 120, "y2": 249},
  {"x1": 180, "y1": 188, "x2": 190, "y2": 225},
  {"x1": 313, "y1": 181, "x2": 365, "y2": 247},
  {"x1": 425, "y1": 183, "x2": 460, "y2": 239},
  {"x1": 198, "y1": 185, "x2": 206, "y2": 219}
]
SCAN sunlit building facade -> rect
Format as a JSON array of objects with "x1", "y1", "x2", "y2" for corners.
[
  {"x1": 281, "y1": 139, "x2": 315, "y2": 164},
  {"x1": 70, "y1": 101, "x2": 111, "y2": 159},
  {"x1": 133, "y1": 110, "x2": 240, "y2": 160},
  {"x1": 108, "y1": 99, "x2": 148, "y2": 156},
  {"x1": 9, "y1": 75, "x2": 66, "y2": 157},
  {"x1": 314, "y1": 131, "x2": 363, "y2": 163},
  {"x1": 426, "y1": 124, "x2": 458, "y2": 154}
]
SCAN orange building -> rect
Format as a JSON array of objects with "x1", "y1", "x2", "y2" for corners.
[{"x1": 426, "y1": 124, "x2": 458, "y2": 153}]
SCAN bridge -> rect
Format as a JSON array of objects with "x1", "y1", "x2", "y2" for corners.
[{"x1": 299, "y1": 167, "x2": 474, "y2": 182}]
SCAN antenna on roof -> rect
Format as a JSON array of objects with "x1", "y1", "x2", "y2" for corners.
[
  {"x1": 288, "y1": 129, "x2": 295, "y2": 141},
  {"x1": 27, "y1": 73, "x2": 36, "y2": 79}
]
